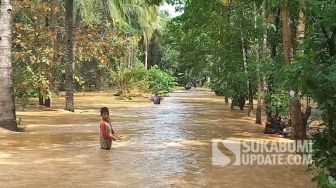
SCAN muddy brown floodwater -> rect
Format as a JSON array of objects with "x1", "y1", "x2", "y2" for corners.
[{"x1": 0, "y1": 89, "x2": 316, "y2": 188}]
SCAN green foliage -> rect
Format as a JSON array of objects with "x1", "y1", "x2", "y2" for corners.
[
  {"x1": 160, "y1": 44, "x2": 180, "y2": 73},
  {"x1": 13, "y1": 65, "x2": 36, "y2": 109},
  {"x1": 7, "y1": 0, "x2": 336, "y2": 186},
  {"x1": 76, "y1": 59, "x2": 115, "y2": 90},
  {"x1": 10, "y1": 0, "x2": 166, "y2": 103},
  {"x1": 130, "y1": 61, "x2": 151, "y2": 93},
  {"x1": 303, "y1": 0, "x2": 336, "y2": 186},
  {"x1": 306, "y1": 55, "x2": 336, "y2": 187},
  {"x1": 264, "y1": 90, "x2": 290, "y2": 116},
  {"x1": 11, "y1": 0, "x2": 58, "y2": 106},
  {"x1": 13, "y1": 61, "x2": 52, "y2": 109},
  {"x1": 311, "y1": 126, "x2": 336, "y2": 188},
  {"x1": 209, "y1": 71, "x2": 248, "y2": 99},
  {"x1": 112, "y1": 62, "x2": 176, "y2": 97},
  {"x1": 148, "y1": 65, "x2": 177, "y2": 95},
  {"x1": 161, "y1": 1, "x2": 335, "y2": 186},
  {"x1": 146, "y1": 0, "x2": 182, "y2": 6},
  {"x1": 112, "y1": 62, "x2": 149, "y2": 96}
]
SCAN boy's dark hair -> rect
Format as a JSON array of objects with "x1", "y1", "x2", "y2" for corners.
[{"x1": 100, "y1": 107, "x2": 109, "y2": 115}]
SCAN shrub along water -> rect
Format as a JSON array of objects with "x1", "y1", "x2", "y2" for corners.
[{"x1": 112, "y1": 62, "x2": 176, "y2": 99}]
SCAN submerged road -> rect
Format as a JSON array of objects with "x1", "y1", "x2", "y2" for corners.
[{"x1": 0, "y1": 89, "x2": 315, "y2": 187}]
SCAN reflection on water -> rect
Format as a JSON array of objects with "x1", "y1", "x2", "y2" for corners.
[{"x1": 0, "y1": 89, "x2": 315, "y2": 187}]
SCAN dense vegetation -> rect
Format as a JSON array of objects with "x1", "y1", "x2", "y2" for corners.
[
  {"x1": 160, "y1": 0, "x2": 336, "y2": 186},
  {"x1": 9, "y1": 0, "x2": 176, "y2": 105}
]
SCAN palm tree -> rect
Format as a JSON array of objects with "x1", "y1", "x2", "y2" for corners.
[
  {"x1": 118, "y1": 1, "x2": 160, "y2": 69},
  {"x1": 138, "y1": 5, "x2": 160, "y2": 69},
  {"x1": 63, "y1": 0, "x2": 126, "y2": 112},
  {"x1": 63, "y1": 0, "x2": 160, "y2": 112},
  {"x1": 0, "y1": 0, "x2": 19, "y2": 131},
  {"x1": 80, "y1": 0, "x2": 161, "y2": 69}
]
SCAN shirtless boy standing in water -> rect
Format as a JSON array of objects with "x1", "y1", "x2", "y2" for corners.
[
  {"x1": 150, "y1": 93, "x2": 163, "y2": 104},
  {"x1": 99, "y1": 107, "x2": 120, "y2": 150}
]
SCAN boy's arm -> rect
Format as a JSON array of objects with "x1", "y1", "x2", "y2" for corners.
[
  {"x1": 108, "y1": 120, "x2": 120, "y2": 140},
  {"x1": 110, "y1": 133, "x2": 117, "y2": 141},
  {"x1": 111, "y1": 128, "x2": 121, "y2": 140},
  {"x1": 106, "y1": 127, "x2": 117, "y2": 141},
  {"x1": 113, "y1": 132, "x2": 121, "y2": 140}
]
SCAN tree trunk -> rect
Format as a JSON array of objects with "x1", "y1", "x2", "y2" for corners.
[
  {"x1": 256, "y1": 88, "x2": 262, "y2": 124},
  {"x1": 128, "y1": 38, "x2": 132, "y2": 68},
  {"x1": 266, "y1": 7, "x2": 280, "y2": 122},
  {"x1": 271, "y1": 7, "x2": 280, "y2": 59},
  {"x1": 44, "y1": 97, "x2": 51, "y2": 107},
  {"x1": 241, "y1": 32, "x2": 253, "y2": 116},
  {"x1": 65, "y1": 0, "x2": 74, "y2": 112},
  {"x1": 102, "y1": 0, "x2": 113, "y2": 22},
  {"x1": 96, "y1": 69, "x2": 101, "y2": 89},
  {"x1": 39, "y1": 96, "x2": 44, "y2": 105},
  {"x1": 306, "y1": 96, "x2": 310, "y2": 108},
  {"x1": 294, "y1": 6, "x2": 306, "y2": 139},
  {"x1": 301, "y1": 106, "x2": 311, "y2": 136},
  {"x1": 282, "y1": 2, "x2": 304, "y2": 140},
  {"x1": 256, "y1": 59, "x2": 262, "y2": 125},
  {"x1": 131, "y1": 40, "x2": 135, "y2": 68},
  {"x1": 296, "y1": 9, "x2": 305, "y2": 52},
  {"x1": 281, "y1": 3, "x2": 292, "y2": 65},
  {"x1": 292, "y1": 92, "x2": 305, "y2": 139},
  {"x1": 38, "y1": 87, "x2": 44, "y2": 105},
  {"x1": 0, "y1": 0, "x2": 18, "y2": 131},
  {"x1": 143, "y1": 32, "x2": 148, "y2": 69},
  {"x1": 255, "y1": 2, "x2": 262, "y2": 124},
  {"x1": 257, "y1": 1, "x2": 270, "y2": 124},
  {"x1": 144, "y1": 47, "x2": 148, "y2": 69},
  {"x1": 248, "y1": 83, "x2": 253, "y2": 116},
  {"x1": 52, "y1": 1, "x2": 61, "y2": 93}
]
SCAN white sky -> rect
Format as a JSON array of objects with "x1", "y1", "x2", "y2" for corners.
[{"x1": 159, "y1": 3, "x2": 183, "y2": 17}]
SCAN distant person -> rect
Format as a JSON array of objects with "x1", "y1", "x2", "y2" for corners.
[
  {"x1": 150, "y1": 93, "x2": 163, "y2": 104},
  {"x1": 99, "y1": 107, "x2": 120, "y2": 150},
  {"x1": 192, "y1": 77, "x2": 197, "y2": 88},
  {"x1": 185, "y1": 83, "x2": 192, "y2": 90},
  {"x1": 201, "y1": 76, "x2": 207, "y2": 87}
]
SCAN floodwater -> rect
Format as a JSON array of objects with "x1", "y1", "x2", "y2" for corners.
[{"x1": 0, "y1": 89, "x2": 315, "y2": 188}]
